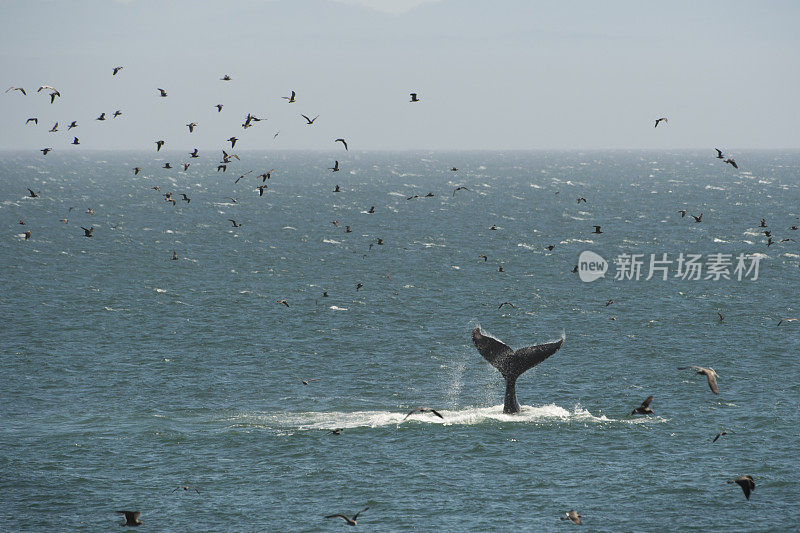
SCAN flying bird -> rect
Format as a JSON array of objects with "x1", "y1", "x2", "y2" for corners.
[
  {"x1": 403, "y1": 407, "x2": 444, "y2": 420},
  {"x1": 715, "y1": 148, "x2": 724, "y2": 159},
  {"x1": 724, "y1": 158, "x2": 738, "y2": 169},
  {"x1": 162, "y1": 162, "x2": 172, "y2": 169},
  {"x1": 577, "y1": 197, "x2": 587, "y2": 203},
  {"x1": 498, "y1": 302, "x2": 515, "y2": 309},
  {"x1": 170, "y1": 485, "x2": 199, "y2": 494},
  {"x1": 692, "y1": 213, "x2": 703, "y2": 223},
  {"x1": 157, "y1": 88, "x2": 167, "y2": 97},
  {"x1": 40, "y1": 148, "x2": 52, "y2": 155},
  {"x1": 282, "y1": 90, "x2": 296, "y2": 103},
  {"x1": 654, "y1": 117, "x2": 668, "y2": 127},
  {"x1": 186, "y1": 122, "x2": 197, "y2": 133},
  {"x1": 712, "y1": 430, "x2": 731, "y2": 443},
  {"x1": 180, "y1": 193, "x2": 190, "y2": 203},
  {"x1": 410, "y1": 92, "x2": 419, "y2": 102},
  {"x1": 679, "y1": 209, "x2": 686, "y2": 217},
  {"x1": 301, "y1": 114, "x2": 319, "y2": 125},
  {"x1": 81, "y1": 226, "x2": 94, "y2": 237},
  {"x1": 329, "y1": 160, "x2": 340, "y2": 172},
  {"x1": 96, "y1": 112, "x2": 106, "y2": 121},
  {"x1": 6, "y1": 86, "x2": 26, "y2": 95},
  {"x1": 560, "y1": 510, "x2": 583, "y2": 525},
  {"x1": 228, "y1": 219, "x2": 241, "y2": 227},
  {"x1": 593, "y1": 225, "x2": 603, "y2": 234},
  {"x1": 27, "y1": 188, "x2": 39, "y2": 198},
  {"x1": 215, "y1": 104, "x2": 223, "y2": 112},
  {"x1": 112, "y1": 66, "x2": 123, "y2": 75},
  {"x1": 220, "y1": 74, "x2": 232, "y2": 81},
  {"x1": 631, "y1": 395, "x2": 654, "y2": 415},
  {"x1": 189, "y1": 148, "x2": 199, "y2": 158},
  {"x1": 68, "y1": 121, "x2": 78, "y2": 130},
  {"x1": 26, "y1": 117, "x2": 37, "y2": 124},
  {"x1": 133, "y1": 167, "x2": 141, "y2": 175},
  {"x1": 113, "y1": 110, "x2": 122, "y2": 118},
  {"x1": 115, "y1": 511, "x2": 142, "y2": 527},
  {"x1": 49, "y1": 122, "x2": 58, "y2": 132},
  {"x1": 299, "y1": 378, "x2": 320, "y2": 385},
  {"x1": 777, "y1": 318, "x2": 800, "y2": 326},
  {"x1": 335, "y1": 138, "x2": 348, "y2": 150},
  {"x1": 678, "y1": 366, "x2": 719, "y2": 394},
  {"x1": 48, "y1": 91, "x2": 60, "y2": 104},
  {"x1": 728, "y1": 475, "x2": 755, "y2": 500},
  {"x1": 227, "y1": 137, "x2": 238, "y2": 148},
  {"x1": 453, "y1": 186, "x2": 470, "y2": 196},
  {"x1": 276, "y1": 299, "x2": 290, "y2": 307},
  {"x1": 325, "y1": 507, "x2": 368, "y2": 526},
  {"x1": 234, "y1": 170, "x2": 253, "y2": 184},
  {"x1": 24, "y1": 230, "x2": 31, "y2": 240},
  {"x1": 155, "y1": 140, "x2": 165, "y2": 151}
]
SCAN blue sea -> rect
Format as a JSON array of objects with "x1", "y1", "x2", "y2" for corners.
[{"x1": 1, "y1": 150, "x2": 799, "y2": 531}]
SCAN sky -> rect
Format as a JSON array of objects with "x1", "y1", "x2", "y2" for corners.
[{"x1": 1, "y1": 0, "x2": 798, "y2": 151}]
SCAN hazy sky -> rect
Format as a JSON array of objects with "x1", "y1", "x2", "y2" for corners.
[{"x1": 1, "y1": 0, "x2": 798, "y2": 151}]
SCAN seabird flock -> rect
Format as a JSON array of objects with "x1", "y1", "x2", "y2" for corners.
[{"x1": 5, "y1": 67, "x2": 781, "y2": 528}]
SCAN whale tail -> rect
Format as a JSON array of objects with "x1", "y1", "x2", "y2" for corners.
[{"x1": 472, "y1": 327, "x2": 565, "y2": 414}]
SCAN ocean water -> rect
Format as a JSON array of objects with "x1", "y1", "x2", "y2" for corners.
[{"x1": 1, "y1": 150, "x2": 799, "y2": 531}]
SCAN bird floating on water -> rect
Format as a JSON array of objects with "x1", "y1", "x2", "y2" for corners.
[{"x1": 116, "y1": 510, "x2": 142, "y2": 527}]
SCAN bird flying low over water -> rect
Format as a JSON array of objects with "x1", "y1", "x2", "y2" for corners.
[
  {"x1": 712, "y1": 430, "x2": 731, "y2": 443},
  {"x1": 728, "y1": 475, "x2": 755, "y2": 500},
  {"x1": 715, "y1": 148, "x2": 724, "y2": 159},
  {"x1": 27, "y1": 188, "x2": 39, "y2": 198},
  {"x1": 631, "y1": 395, "x2": 654, "y2": 415},
  {"x1": 298, "y1": 378, "x2": 320, "y2": 385},
  {"x1": 81, "y1": 226, "x2": 94, "y2": 237},
  {"x1": 692, "y1": 213, "x2": 703, "y2": 223},
  {"x1": 678, "y1": 366, "x2": 719, "y2": 394},
  {"x1": 116, "y1": 510, "x2": 142, "y2": 527},
  {"x1": 654, "y1": 117, "x2": 668, "y2": 127},
  {"x1": 777, "y1": 318, "x2": 800, "y2": 326},
  {"x1": 325, "y1": 507, "x2": 368, "y2": 526},
  {"x1": 228, "y1": 219, "x2": 241, "y2": 227},
  {"x1": 403, "y1": 407, "x2": 444, "y2": 420},
  {"x1": 171, "y1": 485, "x2": 199, "y2": 494},
  {"x1": 329, "y1": 160, "x2": 340, "y2": 172},
  {"x1": 453, "y1": 186, "x2": 470, "y2": 195},
  {"x1": 560, "y1": 510, "x2": 583, "y2": 525},
  {"x1": 724, "y1": 158, "x2": 738, "y2": 169},
  {"x1": 335, "y1": 138, "x2": 348, "y2": 150}
]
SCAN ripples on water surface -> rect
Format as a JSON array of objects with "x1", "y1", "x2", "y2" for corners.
[{"x1": 1, "y1": 150, "x2": 799, "y2": 531}]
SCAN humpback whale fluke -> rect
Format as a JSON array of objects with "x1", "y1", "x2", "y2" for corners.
[{"x1": 471, "y1": 327, "x2": 565, "y2": 414}]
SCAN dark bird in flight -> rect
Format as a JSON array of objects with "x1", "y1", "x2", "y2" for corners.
[
  {"x1": 113, "y1": 110, "x2": 122, "y2": 118},
  {"x1": 560, "y1": 510, "x2": 583, "y2": 525},
  {"x1": 593, "y1": 225, "x2": 603, "y2": 234},
  {"x1": 96, "y1": 112, "x2": 106, "y2": 121},
  {"x1": 227, "y1": 137, "x2": 238, "y2": 148},
  {"x1": 133, "y1": 167, "x2": 141, "y2": 175},
  {"x1": 172, "y1": 251, "x2": 178, "y2": 260},
  {"x1": 258, "y1": 185, "x2": 268, "y2": 196},
  {"x1": 6, "y1": 86, "x2": 26, "y2": 95},
  {"x1": 186, "y1": 122, "x2": 197, "y2": 133},
  {"x1": 24, "y1": 230, "x2": 31, "y2": 240},
  {"x1": 715, "y1": 148, "x2": 724, "y2": 159},
  {"x1": 220, "y1": 74, "x2": 232, "y2": 81},
  {"x1": 631, "y1": 395, "x2": 655, "y2": 415},
  {"x1": 180, "y1": 193, "x2": 190, "y2": 203},
  {"x1": 301, "y1": 114, "x2": 319, "y2": 125},
  {"x1": 498, "y1": 302, "x2": 515, "y2": 309},
  {"x1": 760, "y1": 218, "x2": 767, "y2": 227},
  {"x1": 72, "y1": 137, "x2": 80, "y2": 145},
  {"x1": 728, "y1": 475, "x2": 755, "y2": 500},
  {"x1": 155, "y1": 140, "x2": 165, "y2": 151},
  {"x1": 692, "y1": 213, "x2": 703, "y2": 223},
  {"x1": 334, "y1": 185, "x2": 341, "y2": 192},
  {"x1": 215, "y1": 104, "x2": 223, "y2": 112},
  {"x1": 171, "y1": 485, "x2": 199, "y2": 494},
  {"x1": 190, "y1": 148, "x2": 199, "y2": 158},
  {"x1": 571, "y1": 265, "x2": 578, "y2": 273},
  {"x1": 157, "y1": 88, "x2": 167, "y2": 97},
  {"x1": 403, "y1": 407, "x2": 444, "y2": 420},
  {"x1": 498, "y1": 265, "x2": 504, "y2": 272},
  {"x1": 329, "y1": 160, "x2": 340, "y2": 172},
  {"x1": 49, "y1": 122, "x2": 58, "y2": 132},
  {"x1": 453, "y1": 186, "x2": 470, "y2": 196},
  {"x1": 228, "y1": 219, "x2": 241, "y2": 227},
  {"x1": 335, "y1": 138, "x2": 348, "y2": 150},
  {"x1": 162, "y1": 163, "x2": 172, "y2": 169},
  {"x1": 654, "y1": 117, "x2": 668, "y2": 127},
  {"x1": 282, "y1": 90, "x2": 296, "y2": 103},
  {"x1": 577, "y1": 197, "x2": 587, "y2": 203},
  {"x1": 41, "y1": 148, "x2": 52, "y2": 155},
  {"x1": 49, "y1": 91, "x2": 59, "y2": 104},
  {"x1": 367, "y1": 206, "x2": 375, "y2": 214},
  {"x1": 26, "y1": 117, "x2": 37, "y2": 124},
  {"x1": 113, "y1": 66, "x2": 123, "y2": 75},
  {"x1": 116, "y1": 511, "x2": 142, "y2": 527},
  {"x1": 234, "y1": 170, "x2": 253, "y2": 184},
  {"x1": 299, "y1": 378, "x2": 320, "y2": 385},
  {"x1": 81, "y1": 226, "x2": 94, "y2": 237},
  {"x1": 27, "y1": 188, "x2": 39, "y2": 198},
  {"x1": 724, "y1": 158, "x2": 738, "y2": 169},
  {"x1": 605, "y1": 299, "x2": 613, "y2": 306},
  {"x1": 712, "y1": 430, "x2": 731, "y2": 443},
  {"x1": 679, "y1": 209, "x2": 686, "y2": 217},
  {"x1": 277, "y1": 299, "x2": 290, "y2": 307},
  {"x1": 345, "y1": 225, "x2": 351, "y2": 233},
  {"x1": 259, "y1": 170, "x2": 274, "y2": 182},
  {"x1": 221, "y1": 150, "x2": 239, "y2": 163},
  {"x1": 217, "y1": 165, "x2": 227, "y2": 172},
  {"x1": 777, "y1": 318, "x2": 800, "y2": 326},
  {"x1": 410, "y1": 92, "x2": 419, "y2": 102},
  {"x1": 68, "y1": 120, "x2": 78, "y2": 130},
  {"x1": 718, "y1": 311, "x2": 724, "y2": 322},
  {"x1": 325, "y1": 507, "x2": 369, "y2": 526},
  {"x1": 38, "y1": 85, "x2": 58, "y2": 92},
  {"x1": 678, "y1": 366, "x2": 719, "y2": 394}
]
